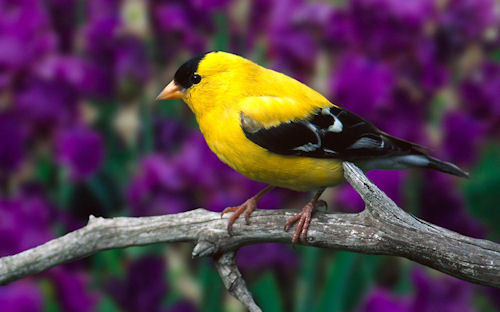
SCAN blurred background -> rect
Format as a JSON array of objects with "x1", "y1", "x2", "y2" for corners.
[{"x1": 0, "y1": 0, "x2": 499, "y2": 311}]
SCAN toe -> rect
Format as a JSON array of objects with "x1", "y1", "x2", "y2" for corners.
[
  {"x1": 284, "y1": 213, "x2": 301, "y2": 231},
  {"x1": 221, "y1": 206, "x2": 237, "y2": 217},
  {"x1": 316, "y1": 199, "x2": 328, "y2": 210}
]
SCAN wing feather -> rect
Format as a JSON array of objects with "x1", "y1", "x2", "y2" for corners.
[{"x1": 240, "y1": 98, "x2": 426, "y2": 160}]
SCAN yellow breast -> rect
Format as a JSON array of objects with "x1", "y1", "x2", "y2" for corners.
[{"x1": 197, "y1": 108, "x2": 345, "y2": 192}]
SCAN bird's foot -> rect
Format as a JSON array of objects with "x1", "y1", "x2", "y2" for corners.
[
  {"x1": 221, "y1": 197, "x2": 258, "y2": 234},
  {"x1": 284, "y1": 199, "x2": 327, "y2": 244}
]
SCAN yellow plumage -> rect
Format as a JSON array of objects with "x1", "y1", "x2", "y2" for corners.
[
  {"x1": 157, "y1": 51, "x2": 468, "y2": 243},
  {"x1": 182, "y1": 52, "x2": 344, "y2": 191}
]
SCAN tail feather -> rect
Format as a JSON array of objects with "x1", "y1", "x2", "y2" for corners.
[
  {"x1": 356, "y1": 154, "x2": 470, "y2": 178},
  {"x1": 425, "y1": 155, "x2": 470, "y2": 178},
  {"x1": 355, "y1": 131, "x2": 470, "y2": 178},
  {"x1": 380, "y1": 132, "x2": 470, "y2": 178}
]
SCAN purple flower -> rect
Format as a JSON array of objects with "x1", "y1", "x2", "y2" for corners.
[
  {"x1": 167, "y1": 300, "x2": 198, "y2": 312},
  {"x1": 33, "y1": 54, "x2": 96, "y2": 98},
  {"x1": 377, "y1": 100, "x2": 428, "y2": 146},
  {"x1": 439, "y1": 0, "x2": 498, "y2": 44},
  {"x1": 335, "y1": 184, "x2": 365, "y2": 213},
  {"x1": 49, "y1": 267, "x2": 98, "y2": 312},
  {"x1": 335, "y1": 170, "x2": 406, "y2": 213},
  {"x1": 153, "y1": 3, "x2": 190, "y2": 32},
  {"x1": 149, "y1": 1, "x2": 216, "y2": 58},
  {"x1": 411, "y1": 268, "x2": 475, "y2": 312},
  {"x1": 153, "y1": 118, "x2": 187, "y2": 155},
  {"x1": 291, "y1": 2, "x2": 335, "y2": 32},
  {"x1": 106, "y1": 255, "x2": 167, "y2": 312},
  {"x1": 417, "y1": 40, "x2": 450, "y2": 92},
  {"x1": 81, "y1": 3, "x2": 150, "y2": 100},
  {"x1": 131, "y1": 189, "x2": 191, "y2": 217},
  {"x1": 82, "y1": 15, "x2": 121, "y2": 98},
  {"x1": 34, "y1": 54, "x2": 115, "y2": 105},
  {"x1": 173, "y1": 133, "x2": 227, "y2": 190},
  {"x1": 269, "y1": 30, "x2": 317, "y2": 80},
  {"x1": 265, "y1": 0, "x2": 318, "y2": 79},
  {"x1": 324, "y1": 9, "x2": 356, "y2": 49},
  {"x1": 188, "y1": 0, "x2": 229, "y2": 11},
  {"x1": 237, "y1": 243, "x2": 298, "y2": 273},
  {"x1": 330, "y1": 53, "x2": 395, "y2": 116},
  {"x1": 329, "y1": 52, "x2": 429, "y2": 145},
  {"x1": 360, "y1": 268, "x2": 476, "y2": 312},
  {"x1": 460, "y1": 61, "x2": 500, "y2": 136},
  {"x1": 81, "y1": 60, "x2": 117, "y2": 100},
  {"x1": 0, "y1": 0, "x2": 56, "y2": 87},
  {"x1": 126, "y1": 155, "x2": 190, "y2": 216},
  {"x1": 15, "y1": 77, "x2": 78, "y2": 134},
  {"x1": 358, "y1": 289, "x2": 409, "y2": 312},
  {"x1": 432, "y1": 0, "x2": 499, "y2": 60},
  {"x1": 87, "y1": 0, "x2": 122, "y2": 20},
  {"x1": 486, "y1": 288, "x2": 500, "y2": 310},
  {"x1": 0, "y1": 189, "x2": 54, "y2": 257},
  {"x1": 0, "y1": 113, "x2": 25, "y2": 173},
  {"x1": 349, "y1": 0, "x2": 435, "y2": 56},
  {"x1": 167, "y1": 133, "x2": 236, "y2": 194},
  {"x1": 419, "y1": 171, "x2": 484, "y2": 238},
  {"x1": 0, "y1": 280, "x2": 44, "y2": 312},
  {"x1": 44, "y1": 0, "x2": 78, "y2": 52},
  {"x1": 246, "y1": 0, "x2": 273, "y2": 49},
  {"x1": 56, "y1": 126, "x2": 104, "y2": 181},
  {"x1": 442, "y1": 111, "x2": 485, "y2": 166},
  {"x1": 115, "y1": 36, "x2": 150, "y2": 99}
]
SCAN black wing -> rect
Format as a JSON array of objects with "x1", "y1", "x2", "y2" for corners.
[{"x1": 241, "y1": 106, "x2": 422, "y2": 160}]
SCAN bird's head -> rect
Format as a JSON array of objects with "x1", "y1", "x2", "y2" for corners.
[{"x1": 157, "y1": 51, "x2": 257, "y2": 116}]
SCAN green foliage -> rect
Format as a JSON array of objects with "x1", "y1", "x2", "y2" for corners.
[
  {"x1": 91, "y1": 249, "x2": 126, "y2": 284},
  {"x1": 316, "y1": 251, "x2": 358, "y2": 312},
  {"x1": 251, "y1": 272, "x2": 284, "y2": 312},
  {"x1": 316, "y1": 252, "x2": 380, "y2": 312},
  {"x1": 213, "y1": 13, "x2": 230, "y2": 52},
  {"x1": 97, "y1": 297, "x2": 121, "y2": 312},
  {"x1": 39, "y1": 278, "x2": 62, "y2": 312},
  {"x1": 464, "y1": 144, "x2": 500, "y2": 240},
  {"x1": 199, "y1": 259, "x2": 223, "y2": 312},
  {"x1": 295, "y1": 247, "x2": 322, "y2": 312},
  {"x1": 492, "y1": 49, "x2": 500, "y2": 62}
]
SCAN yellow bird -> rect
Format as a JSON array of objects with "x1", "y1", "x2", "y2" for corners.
[{"x1": 157, "y1": 51, "x2": 468, "y2": 244}]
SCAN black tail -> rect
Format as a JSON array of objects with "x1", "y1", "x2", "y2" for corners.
[
  {"x1": 378, "y1": 132, "x2": 470, "y2": 179},
  {"x1": 425, "y1": 155, "x2": 470, "y2": 178}
]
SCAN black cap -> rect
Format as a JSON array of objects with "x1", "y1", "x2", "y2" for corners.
[{"x1": 173, "y1": 52, "x2": 209, "y2": 89}]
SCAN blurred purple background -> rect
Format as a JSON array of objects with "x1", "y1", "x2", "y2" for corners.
[{"x1": 0, "y1": 0, "x2": 499, "y2": 311}]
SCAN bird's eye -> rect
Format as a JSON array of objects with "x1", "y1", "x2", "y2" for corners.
[{"x1": 192, "y1": 74, "x2": 201, "y2": 84}]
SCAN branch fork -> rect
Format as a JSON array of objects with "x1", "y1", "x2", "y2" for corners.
[{"x1": 0, "y1": 162, "x2": 498, "y2": 311}]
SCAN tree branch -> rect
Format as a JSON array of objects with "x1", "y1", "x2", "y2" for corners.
[
  {"x1": 0, "y1": 163, "x2": 498, "y2": 310},
  {"x1": 215, "y1": 252, "x2": 261, "y2": 312}
]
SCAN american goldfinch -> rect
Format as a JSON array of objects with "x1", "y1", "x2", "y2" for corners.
[{"x1": 157, "y1": 51, "x2": 468, "y2": 244}]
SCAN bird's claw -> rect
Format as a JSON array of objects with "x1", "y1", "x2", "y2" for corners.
[
  {"x1": 221, "y1": 198, "x2": 258, "y2": 234},
  {"x1": 284, "y1": 200, "x2": 320, "y2": 244},
  {"x1": 284, "y1": 205, "x2": 314, "y2": 244}
]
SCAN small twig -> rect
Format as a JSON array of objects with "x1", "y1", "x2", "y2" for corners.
[
  {"x1": 214, "y1": 252, "x2": 261, "y2": 312},
  {"x1": 0, "y1": 162, "x2": 498, "y2": 311}
]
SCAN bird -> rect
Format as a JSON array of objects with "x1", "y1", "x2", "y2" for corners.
[{"x1": 156, "y1": 51, "x2": 469, "y2": 244}]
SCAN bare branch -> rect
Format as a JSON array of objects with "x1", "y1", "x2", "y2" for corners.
[
  {"x1": 0, "y1": 161, "x2": 498, "y2": 309},
  {"x1": 214, "y1": 252, "x2": 261, "y2": 312}
]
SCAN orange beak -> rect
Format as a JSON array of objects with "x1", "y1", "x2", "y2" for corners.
[{"x1": 156, "y1": 80, "x2": 183, "y2": 100}]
